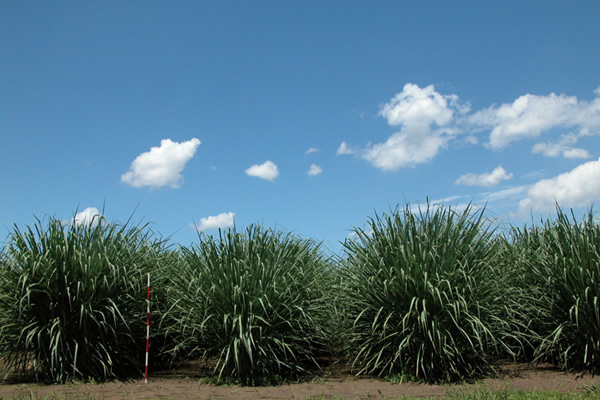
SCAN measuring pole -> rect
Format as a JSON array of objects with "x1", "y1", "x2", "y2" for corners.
[{"x1": 145, "y1": 273, "x2": 150, "y2": 384}]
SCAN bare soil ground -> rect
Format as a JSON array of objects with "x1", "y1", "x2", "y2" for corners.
[{"x1": 2, "y1": 361, "x2": 599, "y2": 399}]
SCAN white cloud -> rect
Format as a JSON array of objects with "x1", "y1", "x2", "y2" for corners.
[
  {"x1": 194, "y1": 212, "x2": 235, "y2": 231},
  {"x1": 362, "y1": 131, "x2": 450, "y2": 171},
  {"x1": 456, "y1": 166, "x2": 513, "y2": 187},
  {"x1": 305, "y1": 147, "x2": 319, "y2": 154},
  {"x1": 73, "y1": 207, "x2": 102, "y2": 227},
  {"x1": 339, "y1": 85, "x2": 599, "y2": 174},
  {"x1": 307, "y1": 164, "x2": 323, "y2": 176},
  {"x1": 337, "y1": 141, "x2": 355, "y2": 155},
  {"x1": 121, "y1": 138, "x2": 201, "y2": 188},
  {"x1": 482, "y1": 185, "x2": 531, "y2": 203},
  {"x1": 355, "y1": 84, "x2": 466, "y2": 171},
  {"x1": 519, "y1": 158, "x2": 600, "y2": 213},
  {"x1": 378, "y1": 83, "x2": 457, "y2": 128},
  {"x1": 470, "y1": 90, "x2": 600, "y2": 149},
  {"x1": 563, "y1": 148, "x2": 592, "y2": 159},
  {"x1": 531, "y1": 133, "x2": 591, "y2": 159},
  {"x1": 245, "y1": 160, "x2": 279, "y2": 181}
]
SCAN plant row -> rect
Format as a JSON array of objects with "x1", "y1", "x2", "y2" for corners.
[{"x1": 0, "y1": 203, "x2": 598, "y2": 385}]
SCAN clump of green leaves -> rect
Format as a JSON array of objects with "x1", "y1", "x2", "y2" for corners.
[
  {"x1": 507, "y1": 207, "x2": 600, "y2": 373},
  {"x1": 0, "y1": 214, "x2": 168, "y2": 382},
  {"x1": 339, "y1": 202, "x2": 514, "y2": 382},
  {"x1": 163, "y1": 225, "x2": 331, "y2": 385}
]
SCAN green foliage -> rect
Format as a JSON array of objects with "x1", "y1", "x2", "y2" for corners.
[
  {"x1": 2, "y1": 202, "x2": 600, "y2": 384},
  {"x1": 0, "y1": 214, "x2": 168, "y2": 382},
  {"x1": 339, "y1": 202, "x2": 514, "y2": 382},
  {"x1": 163, "y1": 225, "x2": 331, "y2": 385},
  {"x1": 505, "y1": 207, "x2": 600, "y2": 373}
]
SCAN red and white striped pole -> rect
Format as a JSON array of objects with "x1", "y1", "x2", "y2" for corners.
[{"x1": 145, "y1": 273, "x2": 150, "y2": 384}]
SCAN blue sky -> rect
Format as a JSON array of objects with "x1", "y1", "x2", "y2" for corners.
[{"x1": 1, "y1": 1, "x2": 599, "y2": 254}]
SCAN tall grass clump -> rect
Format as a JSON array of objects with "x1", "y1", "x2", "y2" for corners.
[
  {"x1": 163, "y1": 225, "x2": 331, "y2": 385},
  {"x1": 339, "y1": 202, "x2": 515, "y2": 383},
  {"x1": 507, "y1": 207, "x2": 600, "y2": 373},
  {"x1": 0, "y1": 214, "x2": 168, "y2": 382}
]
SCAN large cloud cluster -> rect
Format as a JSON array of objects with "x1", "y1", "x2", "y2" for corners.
[{"x1": 338, "y1": 84, "x2": 600, "y2": 212}]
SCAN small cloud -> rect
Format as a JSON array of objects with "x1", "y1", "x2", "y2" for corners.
[
  {"x1": 307, "y1": 164, "x2": 323, "y2": 176},
  {"x1": 305, "y1": 147, "x2": 319, "y2": 154},
  {"x1": 337, "y1": 141, "x2": 355, "y2": 155},
  {"x1": 209, "y1": 165, "x2": 217, "y2": 171},
  {"x1": 73, "y1": 207, "x2": 102, "y2": 227},
  {"x1": 532, "y1": 133, "x2": 591, "y2": 159},
  {"x1": 430, "y1": 195, "x2": 470, "y2": 204},
  {"x1": 521, "y1": 170, "x2": 546, "y2": 181},
  {"x1": 378, "y1": 83, "x2": 457, "y2": 128},
  {"x1": 245, "y1": 160, "x2": 279, "y2": 181},
  {"x1": 563, "y1": 148, "x2": 592, "y2": 159},
  {"x1": 519, "y1": 158, "x2": 600, "y2": 213},
  {"x1": 456, "y1": 166, "x2": 513, "y2": 187},
  {"x1": 194, "y1": 212, "x2": 235, "y2": 231},
  {"x1": 121, "y1": 138, "x2": 201, "y2": 188}
]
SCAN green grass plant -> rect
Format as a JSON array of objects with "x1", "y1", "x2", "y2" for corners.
[
  {"x1": 339, "y1": 202, "x2": 516, "y2": 383},
  {"x1": 0, "y1": 214, "x2": 168, "y2": 382},
  {"x1": 162, "y1": 225, "x2": 331, "y2": 385},
  {"x1": 504, "y1": 207, "x2": 600, "y2": 373}
]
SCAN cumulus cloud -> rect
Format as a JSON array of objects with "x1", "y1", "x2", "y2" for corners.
[
  {"x1": 343, "y1": 84, "x2": 467, "y2": 171},
  {"x1": 339, "y1": 85, "x2": 598, "y2": 173},
  {"x1": 532, "y1": 133, "x2": 591, "y2": 159},
  {"x1": 378, "y1": 83, "x2": 458, "y2": 127},
  {"x1": 470, "y1": 89, "x2": 600, "y2": 149},
  {"x1": 73, "y1": 207, "x2": 103, "y2": 227},
  {"x1": 362, "y1": 132, "x2": 450, "y2": 171},
  {"x1": 245, "y1": 160, "x2": 279, "y2": 181},
  {"x1": 121, "y1": 138, "x2": 201, "y2": 188},
  {"x1": 194, "y1": 212, "x2": 235, "y2": 231},
  {"x1": 307, "y1": 164, "x2": 323, "y2": 176},
  {"x1": 519, "y1": 158, "x2": 600, "y2": 213},
  {"x1": 305, "y1": 147, "x2": 319, "y2": 154},
  {"x1": 456, "y1": 166, "x2": 513, "y2": 187}
]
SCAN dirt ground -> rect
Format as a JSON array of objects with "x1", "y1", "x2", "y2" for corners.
[{"x1": 2, "y1": 362, "x2": 599, "y2": 399}]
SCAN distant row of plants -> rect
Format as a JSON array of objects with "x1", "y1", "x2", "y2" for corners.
[{"x1": 0, "y1": 202, "x2": 598, "y2": 385}]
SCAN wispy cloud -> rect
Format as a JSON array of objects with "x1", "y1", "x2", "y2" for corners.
[
  {"x1": 307, "y1": 164, "x2": 323, "y2": 176},
  {"x1": 456, "y1": 166, "x2": 513, "y2": 187},
  {"x1": 469, "y1": 89, "x2": 600, "y2": 150},
  {"x1": 482, "y1": 185, "x2": 531, "y2": 203},
  {"x1": 336, "y1": 141, "x2": 355, "y2": 155},
  {"x1": 194, "y1": 212, "x2": 235, "y2": 231},
  {"x1": 245, "y1": 160, "x2": 279, "y2": 181},
  {"x1": 121, "y1": 138, "x2": 201, "y2": 188},
  {"x1": 532, "y1": 133, "x2": 591, "y2": 159},
  {"x1": 305, "y1": 147, "x2": 319, "y2": 154},
  {"x1": 519, "y1": 158, "x2": 600, "y2": 214}
]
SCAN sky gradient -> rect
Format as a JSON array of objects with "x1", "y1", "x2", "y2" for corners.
[{"x1": 1, "y1": 1, "x2": 599, "y2": 254}]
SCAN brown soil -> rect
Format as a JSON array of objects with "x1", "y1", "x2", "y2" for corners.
[{"x1": 2, "y1": 361, "x2": 599, "y2": 399}]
